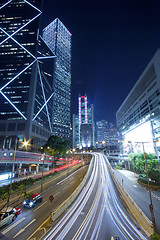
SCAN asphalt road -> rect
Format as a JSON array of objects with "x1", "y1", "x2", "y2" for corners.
[
  {"x1": 44, "y1": 153, "x2": 149, "y2": 240},
  {"x1": 0, "y1": 164, "x2": 88, "y2": 240}
]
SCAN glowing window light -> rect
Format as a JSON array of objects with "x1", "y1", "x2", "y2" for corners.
[
  {"x1": 0, "y1": 11, "x2": 41, "y2": 46},
  {"x1": 0, "y1": 0, "x2": 12, "y2": 10},
  {"x1": 0, "y1": 90, "x2": 27, "y2": 120},
  {"x1": 0, "y1": 59, "x2": 36, "y2": 91},
  {"x1": 0, "y1": 27, "x2": 36, "y2": 60}
]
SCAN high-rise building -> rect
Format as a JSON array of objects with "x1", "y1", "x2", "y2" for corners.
[
  {"x1": 96, "y1": 120, "x2": 119, "y2": 148},
  {"x1": 42, "y1": 18, "x2": 72, "y2": 140},
  {"x1": 72, "y1": 95, "x2": 94, "y2": 149},
  {"x1": 0, "y1": 0, "x2": 56, "y2": 150}
]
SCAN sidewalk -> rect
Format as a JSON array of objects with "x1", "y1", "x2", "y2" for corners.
[
  {"x1": 0, "y1": 160, "x2": 81, "y2": 188},
  {"x1": 114, "y1": 169, "x2": 160, "y2": 234}
]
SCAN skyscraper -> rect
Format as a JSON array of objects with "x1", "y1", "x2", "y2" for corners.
[
  {"x1": 42, "y1": 18, "x2": 72, "y2": 140},
  {"x1": 0, "y1": 0, "x2": 55, "y2": 150},
  {"x1": 73, "y1": 95, "x2": 94, "y2": 149}
]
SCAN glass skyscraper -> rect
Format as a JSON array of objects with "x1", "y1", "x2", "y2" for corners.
[
  {"x1": 0, "y1": 0, "x2": 55, "y2": 150},
  {"x1": 42, "y1": 18, "x2": 72, "y2": 140}
]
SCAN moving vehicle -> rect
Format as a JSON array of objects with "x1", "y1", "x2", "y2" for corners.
[
  {"x1": 0, "y1": 207, "x2": 21, "y2": 228},
  {"x1": 23, "y1": 193, "x2": 42, "y2": 208}
]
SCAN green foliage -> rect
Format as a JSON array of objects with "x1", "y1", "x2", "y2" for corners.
[
  {"x1": 129, "y1": 152, "x2": 160, "y2": 184},
  {"x1": 40, "y1": 135, "x2": 71, "y2": 167},
  {"x1": 150, "y1": 232, "x2": 160, "y2": 240},
  {"x1": 115, "y1": 164, "x2": 122, "y2": 170}
]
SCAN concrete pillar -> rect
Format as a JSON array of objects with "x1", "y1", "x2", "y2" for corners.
[
  {"x1": 36, "y1": 164, "x2": 39, "y2": 173},
  {"x1": 29, "y1": 165, "x2": 32, "y2": 174},
  {"x1": 18, "y1": 163, "x2": 22, "y2": 177}
]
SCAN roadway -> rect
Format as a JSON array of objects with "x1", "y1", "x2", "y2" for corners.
[
  {"x1": 44, "y1": 153, "x2": 149, "y2": 240},
  {"x1": 114, "y1": 169, "x2": 160, "y2": 234},
  {"x1": 0, "y1": 164, "x2": 88, "y2": 240}
]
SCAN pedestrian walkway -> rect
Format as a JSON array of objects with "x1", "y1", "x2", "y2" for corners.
[{"x1": 114, "y1": 169, "x2": 160, "y2": 234}]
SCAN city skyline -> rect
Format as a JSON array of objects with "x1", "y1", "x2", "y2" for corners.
[{"x1": 41, "y1": 0, "x2": 160, "y2": 124}]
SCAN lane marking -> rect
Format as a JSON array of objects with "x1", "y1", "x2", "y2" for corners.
[
  {"x1": 2, "y1": 217, "x2": 26, "y2": 234},
  {"x1": 54, "y1": 192, "x2": 60, "y2": 197},
  {"x1": 13, "y1": 219, "x2": 36, "y2": 238},
  {"x1": 63, "y1": 186, "x2": 67, "y2": 190},
  {"x1": 34, "y1": 201, "x2": 47, "y2": 212},
  {"x1": 56, "y1": 168, "x2": 80, "y2": 185}
]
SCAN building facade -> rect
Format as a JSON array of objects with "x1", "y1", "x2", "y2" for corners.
[
  {"x1": 0, "y1": 2, "x2": 71, "y2": 150},
  {"x1": 72, "y1": 95, "x2": 95, "y2": 149},
  {"x1": 96, "y1": 120, "x2": 119, "y2": 148},
  {"x1": 42, "y1": 18, "x2": 72, "y2": 140},
  {"x1": 116, "y1": 49, "x2": 160, "y2": 157},
  {"x1": 0, "y1": 0, "x2": 53, "y2": 150}
]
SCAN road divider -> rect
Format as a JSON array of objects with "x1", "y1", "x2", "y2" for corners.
[{"x1": 105, "y1": 156, "x2": 153, "y2": 237}]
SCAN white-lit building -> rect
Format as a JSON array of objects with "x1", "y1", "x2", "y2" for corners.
[
  {"x1": 72, "y1": 95, "x2": 95, "y2": 149},
  {"x1": 116, "y1": 49, "x2": 160, "y2": 157}
]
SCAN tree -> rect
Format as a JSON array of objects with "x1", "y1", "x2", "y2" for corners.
[
  {"x1": 40, "y1": 135, "x2": 71, "y2": 167},
  {"x1": 129, "y1": 152, "x2": 158, "y2": 179}
]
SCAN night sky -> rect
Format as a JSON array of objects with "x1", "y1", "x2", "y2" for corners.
[{"x1": 41, "y1": 0, "x2": 160, "y2": 125}]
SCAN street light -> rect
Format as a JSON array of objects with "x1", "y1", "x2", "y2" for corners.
[
  {"x1": 126, "y1": 140, "x2": 156, "y2": 232},
  {"x1": 40, "y1": 146, "x2": 50, "y2": 192},
  {"x1": 40, "y1": 147, "x2": 45, "y2": 193},
  {"x1": 141, "y1": 142, "x2": 156, "y2": 232}
]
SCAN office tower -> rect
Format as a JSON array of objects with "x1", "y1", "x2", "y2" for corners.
[
  {"x1": 0, "y1": 0, "x2": 55, "y2": 150},
  {"x1": 72, "y1": 95, "x2": 94, "y2": 149},
  {"x1": 116, "y1": 49, "x2": 160, "y2": 157},
  {"x1": 72, "y1": 114, "x2": 79, "y2": 149},
  {"x1": 42, "y1": 18, "x2": 72, "y2": 140},
  {"x1": 96, "y1": 120, "x2": 119, "y2": 148}
]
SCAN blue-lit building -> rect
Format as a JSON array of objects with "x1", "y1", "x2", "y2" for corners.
[
  {"x1": 42, "y1": 18, "x2": 72, "y2": 140},
  {"x1": 0, "y1": 0, "x2": 56, "y2": 150}
]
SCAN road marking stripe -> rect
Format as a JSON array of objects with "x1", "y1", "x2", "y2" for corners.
[
  {"x1": 54, "y1": 192, "x2": 60, "y2": 196},
  {"x1": 2, "y1": 217, "x2": 26, "y2": 234},
  {"x1": 13, "y1": 219, "x2": 36, "y2": 238},
  {"x1": 34, "y1": 201, "x2": 47, "y2": 211}
]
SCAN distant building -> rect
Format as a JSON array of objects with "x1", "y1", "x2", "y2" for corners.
[
  {"x1": 116, "y1": 49, "x2": 160, "y2": 157},
  {"x1": 43, "y1": 18, "x2": 72, "y2": 140},
  {"x1": 96, "y1": 120, "x2": 119, "y2": 148},
  {"x1": 72, "y1": 95, "x2": 95, "y2": 149}
]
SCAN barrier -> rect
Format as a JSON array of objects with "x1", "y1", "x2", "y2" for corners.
[{"x1": 106, "y1": 157, "x2": 153, "y2": 237}]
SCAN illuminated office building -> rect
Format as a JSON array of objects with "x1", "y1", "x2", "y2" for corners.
[
  {"x1": 116, "y1": 49, "x2": 160, "y2": 157},
  {"x1": 96, "y1": 120, "x2": 119, "y2": 148},
  {"x1": 0, "y1": 0, "x2": 56, "y2": 150},
  {"x1": 42, "y1": 18, "x2": 72, "y2": 140},
  {"x1": 73, "y1": 95, "x2": 94, "y2": 148}
]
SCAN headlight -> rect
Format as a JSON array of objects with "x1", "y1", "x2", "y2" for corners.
[
  {"x1": 29, "y1": 202, "x2": 33, "y2": 206},
  {"x1": 23, "y1": 200, "x2": 26, "y2": 205}
]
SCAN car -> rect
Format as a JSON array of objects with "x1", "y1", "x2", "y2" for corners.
[
  {"x1": 0, "y1": 207, "x2": 21, "y2": 228},
  {"x1": 23, "y1": 193, "x2": 42, "y2": 208}
]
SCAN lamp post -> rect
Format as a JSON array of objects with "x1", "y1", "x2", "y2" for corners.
[
  {"x1": 141, "y1": 142, "x2": 156, "y2": 232},
  {"x1": 40, "y1": 147, "x2": 45, "y2": 193},
  {"x1": 40, "y1": 146, "x2": 50, "y2": 192}
]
